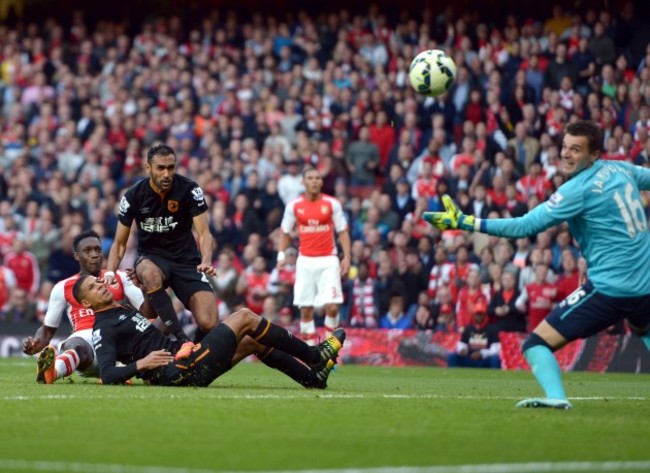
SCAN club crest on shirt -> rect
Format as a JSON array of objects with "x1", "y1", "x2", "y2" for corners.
[
  {"x1": 168, "y1": 200, "x2": 179, "y2": 212},
  {"x1": 321, "y1": 205, "x2": 329, "y2": 215}
]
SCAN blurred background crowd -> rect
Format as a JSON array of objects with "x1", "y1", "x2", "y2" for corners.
[{"x1": 1, "y1": 0, "x2": 649, "y2": 337}]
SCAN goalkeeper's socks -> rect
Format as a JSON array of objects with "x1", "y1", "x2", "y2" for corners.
[
  {"x1": 524, "y1": 345, "x2": 567, "y2": 400},
  {"x1": 257, "y1": 346, "x2": 319, "y2": 388},
  {"x1": 251, "y1": 318, "x2": 320, "y2": 365},
  {"x1": 147, "y1": 287, "x2": 190, "y2": 343}
]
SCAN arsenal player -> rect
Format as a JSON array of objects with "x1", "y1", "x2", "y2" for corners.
[{"x1": 278, "y1": 167, "x2": 351, "y2": 344}]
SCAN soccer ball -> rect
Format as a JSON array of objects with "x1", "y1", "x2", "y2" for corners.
[{"x1": 408, "y1": 49, "x2": 457, "y2": 97}]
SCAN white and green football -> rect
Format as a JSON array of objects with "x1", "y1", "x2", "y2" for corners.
[{"x1": 408, "y1": 49, "x2": 457, "y2": 97}]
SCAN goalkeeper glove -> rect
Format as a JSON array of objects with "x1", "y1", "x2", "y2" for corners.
[{"x1": 422, "y1": 194, "x2": 477, "y2": 232}]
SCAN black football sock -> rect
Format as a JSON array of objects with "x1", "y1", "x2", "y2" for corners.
[
  {"x1": 251, "y1": 318, "x2": 319, "y2": 365},
  {"x1": 193, "y1": 327, "x2": 208, "y2": 343},
  {"x1": 257, "y1": 346, "x2": 320, "y2": 388},
  {"x1": 147, "y1": 287, "x2": 190, "y2": 343}
]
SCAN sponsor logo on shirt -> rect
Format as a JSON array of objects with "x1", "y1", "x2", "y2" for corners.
[{"x1": 140, "y1": 216, "x2": 179, "y2": 233}]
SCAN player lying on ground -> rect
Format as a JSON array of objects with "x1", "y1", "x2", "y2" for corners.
[
  {"x1": 424, "y1": 120, "x2": 650, "y2": 409},
  {"x1": 74, "y1": 275, "x2": 345, "y2": 387}
]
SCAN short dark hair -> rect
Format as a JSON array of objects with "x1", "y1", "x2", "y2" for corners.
[
  {"x1": 564, "y1": 120, "x2": 603, "y2": 155},
  {"x1": 72, "y1": 275, "x2": 91, "y2": 303},
  {"x1": 302, "y1": 166, "x2": 320, "y2": 178},
  {"x1": 147, "y1": 144, "x2": 176, "y2": 163},
  {"x1": 73, "y1": 230, "x2": 101, "y2": 252}
]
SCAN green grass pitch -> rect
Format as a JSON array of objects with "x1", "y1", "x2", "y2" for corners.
[{"x1": 0, "y1": 358, "x2": 648, "y2": 473}]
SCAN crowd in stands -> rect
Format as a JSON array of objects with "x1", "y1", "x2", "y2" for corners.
[{"x1": 0, "y1": 2, "x2": 649, "y2": 338}]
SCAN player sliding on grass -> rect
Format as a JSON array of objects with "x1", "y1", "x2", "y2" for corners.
[
  {"x1": 74, "y1": 275, "x2": 345, "y2": 387},
  {"x1": 424, "y1": 120, "x2": 650, "y2": 409}
]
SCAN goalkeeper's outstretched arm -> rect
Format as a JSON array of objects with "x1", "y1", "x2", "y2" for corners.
[{"x1": 423, "y1": 194, "x2": 573, "y2": 239}]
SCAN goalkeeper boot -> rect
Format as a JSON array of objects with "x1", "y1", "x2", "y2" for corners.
[
  {"x1": 312, "y1": 359, "x2": 336, "y2": 390},
  {"x1": 311, "y1": 328, "x2": 346, "y2": 371},
  {"x1": 36, "y1": 345, "x2": 57, "y2": 384},
  {"x1": 515, "y1": 397, "x2": 573, "y2": 410},
  {"x1": 174, "y1": 341, "x2": 195, "y2": 361}
]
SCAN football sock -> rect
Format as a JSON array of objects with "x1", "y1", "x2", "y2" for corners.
[
  {"x1": 524, "y1": 345, "x2": 567, "y2": 400},
  {"x1": 257, "y1": 346, "x2": 319, "y2": 388},
  {"x1": 147, "y1": 287, "x2": 189, "y2": 342},
  {"x1": 324, "y1": 314, "x2": 339, "y2": 333},
  {"x1": 54, "y1": 349, "x2": 80, "y2": 379},
  {"x1": 252, "y1": 318, "x2": 320, "y2": 365},
  {"x1": 300, "y1": 319, "x2": 317, "y2": 346}
]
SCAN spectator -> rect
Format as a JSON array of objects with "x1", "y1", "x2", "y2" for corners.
[
  {"x1": 277, "y1": 158, "x2": 304, "y2": 205},
  {"x1": 489, "y1": 270, "x2": 525, "y2": 332},
  {"x1": 346, "y1": 260, "x2": 379, "y2": 328},
  {"x1": 447, "y1": 300, "x2": 501, "y2": 368},
  {"x1": 508, "y1": 122, "x2": 541, "y2": 175},
  {"x1": 379, "y1": 293, "x2": 412, "y2": 329},
  {"x1": 211, "y1": 250, "x2": 240, "y2": 310},
  {"x1": 516, "y1": 263, "x2": 557, "y2": 332},
  {"x1": 346, "y1": 126, "x2": 380, "y2": 188},
  {"x1": 554, "y1": 248, "x2": 581, "y2": 300},
  {"x1": 236, "y1": 255, "x2": 270, "y2": 316},
  {"x1": 455, "y1": 267, "x2": 489, "y2": 332},
  {"x1": 589, "y1": 21, "x2": 616, "y2": 66},
  {"x1": 267, "y1": 246, "x2": 297, "y2": 310},
  {"x1": 4, "y1": 237, "x2": 39, "y2": 296}
]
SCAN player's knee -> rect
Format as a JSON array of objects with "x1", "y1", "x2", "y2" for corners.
[
  {"x1": 324, "y1": 304, "x2": 338, "y2": 316},
  {"x1": 137, "y1": 266, "x2": 164, "y2": 289},
  {"x1": 521, "y1": 332, "x2": 553, "y2": 354},
  {"x1": 232, "y1": 308, "x2": 258, "y2": 324},
  {"x1": 194, "y1": 311, "x2": 218, "y2": 331}
]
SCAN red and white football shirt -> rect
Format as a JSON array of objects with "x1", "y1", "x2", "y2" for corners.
[{"x1": 281, "y1": 194, "x2": 347, "y2": 257}]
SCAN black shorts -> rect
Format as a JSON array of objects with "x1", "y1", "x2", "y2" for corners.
[
  {"x1": 151, "y1": 324, "x2": 238, "y2": 387},
  {"x1": 546, "y1": 281, "x2": 650, "y2": 341},
  {"x1": 135, "y1": 254, "x2": 213, "y2": 308}
]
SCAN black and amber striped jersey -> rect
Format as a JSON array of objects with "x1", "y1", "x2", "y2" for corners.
[{"x1": 117, "y1": 174, "x2": 207, "y2": 263}]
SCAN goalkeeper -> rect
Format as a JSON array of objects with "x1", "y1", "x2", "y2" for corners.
[{"x1": 424, "y1": 120, "x2": 650, "y2": 409}]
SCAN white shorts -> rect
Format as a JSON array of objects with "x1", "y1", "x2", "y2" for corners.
[
  {"x1": 293, "y1": 255, "x2": 343, "y2": 307},
  {"x1": 56, "y1": 329, "x2": 99, "y2": 378}
]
